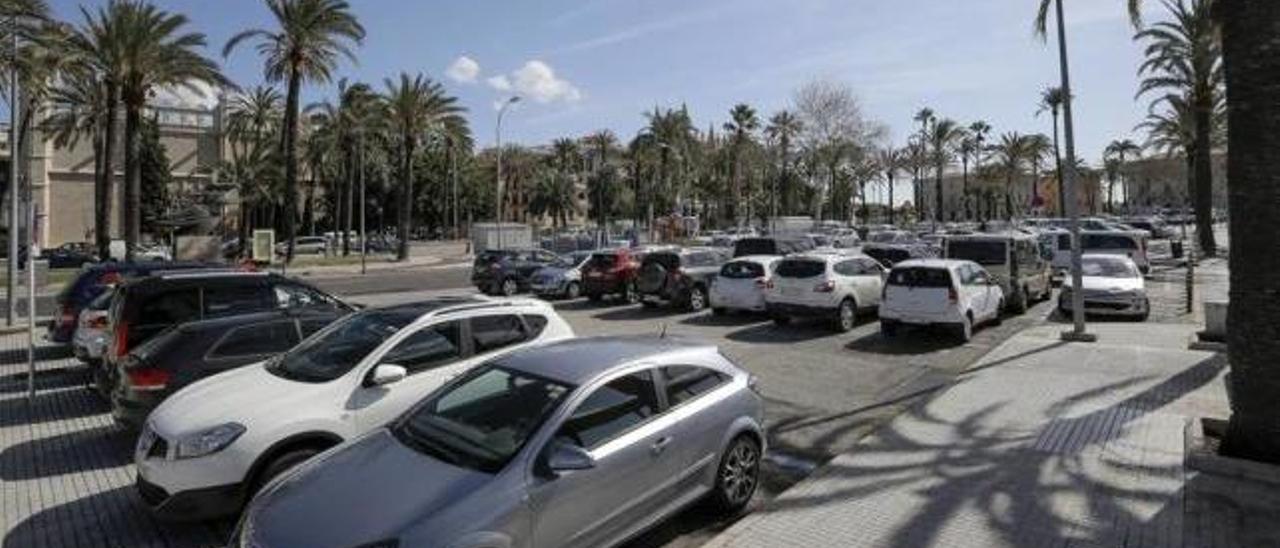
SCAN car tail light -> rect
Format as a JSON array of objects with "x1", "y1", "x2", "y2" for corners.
[
  {"x1": 126, "y1": 367, "x2": 170, "y2": 391},
  {"x1": 60, "y1": 305, "x2": 76, "y2": 327},
  {"x1": 114, "y1": 321, "x2": 129, "y2": 357},
  {"x1": 948, "y1": 286, "x2": 959, "y2": 303},
  {"x1": 814, "y1": 280, "x2": 835, "y2": 293}
]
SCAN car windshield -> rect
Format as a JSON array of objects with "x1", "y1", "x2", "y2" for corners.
[
  {"x1": 474, "y1": 250, "x2": 514, "y2": 266},
  {"x1": 1081, "y1": 258, "x2": 1139, "y2": 278},
  {"x1": 720, "y1": 261, "x2": 766, "y2": 279},
  {"x1": 266, "y1": 310, "x2": 416, "y2": 382},
  {"x1": 947, "y1": 240, "x2": 1007, "y2": 266},
  {"x1": 888, "y1": 267, "x2": 953, "y2": 288},
  {"x1": 776, "y1": 259, "x2": 825, "y2": 278},
  {"x1": 394, "y1": 366, "x2": 572, "y2": 474}
]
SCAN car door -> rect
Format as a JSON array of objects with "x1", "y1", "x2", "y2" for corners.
[
  {"x1": 857, "y1": 258, "x2": 887, "y2": 307},
  {"x1": 657, "y1": 365, "x2": 734, "y2": 498},
  {"x1": 968, "y1": 266, "x2": 999, "y2": 320},
  {"x1": 530, "y1": 369, "x2": 684, "y2": 548},
  {"x1": 831, "y1": 259, "x2": 861, "y2": 305},
  {"x1": 351, "y1": 319, "x2": 467, "y2": 430}
]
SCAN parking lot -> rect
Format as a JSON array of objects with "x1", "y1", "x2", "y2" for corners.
[{"x1": 0, "y1": 246, "x2": 1205, "y2": 548}]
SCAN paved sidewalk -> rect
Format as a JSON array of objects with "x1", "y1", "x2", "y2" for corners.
[{"x1": 706, "y1": 322, "x2": 1276, "y2": 548}]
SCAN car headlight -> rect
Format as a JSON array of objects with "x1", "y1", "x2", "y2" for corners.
[{"x1": 175, "y1": 422, "x2": 245, "y2": 459}]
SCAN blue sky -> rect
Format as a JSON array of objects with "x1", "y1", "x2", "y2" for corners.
[{"x1": 40, "y1": 0, "x2": 1161, "y2": 164}]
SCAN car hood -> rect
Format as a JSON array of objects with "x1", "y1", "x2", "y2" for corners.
[
  {"x1": 248, "y1": 429, "x2": 494, "y2": 548},
  {"x1": 149, "y1": 361, "x2": 325, "y2": 435},
  {"x1": 1078, "y1": 275, "x2": 1144, "y2": 293}
]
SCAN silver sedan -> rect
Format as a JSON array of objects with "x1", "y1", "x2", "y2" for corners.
[{"x1": 234, "y1": 336, "x2": 766, "y2": 548}]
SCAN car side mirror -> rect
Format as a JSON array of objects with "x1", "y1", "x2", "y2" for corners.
[
  {"x1": 367, "y1": 364, "x2": 407, "y2": 387},
  {"x1": 545, "y1": 440, "x2": 595, "y2": 473}
]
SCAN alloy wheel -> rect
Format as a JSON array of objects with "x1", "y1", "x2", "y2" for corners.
[
  {"x1": 502, "y1": 279, "x2": 517, "y2": 296},
  {"x1": 720, "y1": 439, "x2": 759, "y2": 508}
]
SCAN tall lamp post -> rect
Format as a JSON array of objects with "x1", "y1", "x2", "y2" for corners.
[
  {"x1": 1048, "y1": 0, "x2": 1094, "y2": 343},
  {"x1": 495, "y1": 96, "x2": 520, "y2": 250},
  {"x1": 6, "y1": 15, "x2": 20, "y2": 327}
]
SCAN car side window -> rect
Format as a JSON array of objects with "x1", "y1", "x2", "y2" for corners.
[
  {"x1": 275, "y1": 283, "x2": 336, "y2": 310},
  {"x1": 833, "y1": 260, "x2": 858, "y2": 276},
  {"x1": 522, "y1": 314, "x2": 549, "y2": 338},
  {"x1": 139, "y1": 289, "x2": 200, "y2": 325},
  {"x1": 208, "y1": 320, "x2": 300, "y2": 359},
  {"x1": 970, "y1": 267, "x2": 991, "y2": 286},
  {"x1": 470, "y1": 314, "x2": 529, "y2": 355},
  {"x1": 380, "y1": 320, "x2": 463, "y2": 374},
  {"x1": 204, "y1": 284, "x2": 274, "y2": 318},
  {"x1": 661, "y1": 366, "x2": 728, "y2": 408},
  {"x1": 860, "y1": 259, "x2": 885, "y2": 275},
  {"x1": 556, "y1": 371, "x2": 659, "y2": 450}
]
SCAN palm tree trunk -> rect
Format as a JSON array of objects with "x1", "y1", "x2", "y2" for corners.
[
  {"x1": 123, "y1": 103, "x2": 142, "y2": 261},
  {"x1": 887, "y1": 172, "x2": 896, "y2": 225},
  {"x1": 1220, "y1": 0, "x2": 1280, "y2": 463},
  {"x1": 934, "y1": 159, "x2": 944, "y2": 223},
  {"x1": 97, "y1": 86, "x2": 118, "y2": 259},
  {"x1": 397, "y1": 136, "x2": 414, "y2": 261},
  {"x1": 282, "y1": 68, "x2": 303, "y2": 263},
  {"x1": 1193, "y1": 96, "x2": 1217, "y2": 256}
]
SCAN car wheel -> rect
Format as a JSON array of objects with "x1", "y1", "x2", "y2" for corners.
[
  {"x1": 712, "y1": 307, "x2": 727, "y2": 316},
  {"x1": 711, "y1": 435, "x2": 760, "y2": 514},
  {"x1": 641, "y1": 300, "x2": 659, "y2": 309},
  {"x1": 252, "y1": 448, "x2": 321, "y2": 496},
  {"x1": 624, "y1": 282, "x2": 640, "y2": 304},
  {"x1": 834, "y1": 298, "x2": 857, "y2": 332},
  {"x1": 687, "y1": 286, "x2": 708, "y2": 312},
  {"x1": 991, "y1": 302, "x2": 1004, "y2": 325},
  {"x1": 500, "y1": 278, "x2": 518, "y2": 297},
  {"x1": 565, "y1": 282, "x2": 581, "y2": 300},
  {"x1": 881, "y1": 320, "x2": 899, "y2": 338},
  {"x1": 1137, "y1": 298, "x2": 1151, "y2": 322},
  {"x1": 957, "y1": 313, "x2": 974, "y2": 342}
]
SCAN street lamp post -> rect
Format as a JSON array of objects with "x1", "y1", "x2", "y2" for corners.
[
  {"x1": 359, "y1": 131, "x2": 367, "y2": 275},
  {"x1": 495, "y1": 96, "x2": 520, "y2": 251},
  {"x1": 7, "y1": 17, "x2": 20, "y2": 327}
]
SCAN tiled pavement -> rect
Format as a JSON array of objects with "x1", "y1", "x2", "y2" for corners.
[
  {"x1": 0, "y1": 334, "x2": 226, "y2": 548},
  {"x1": 705, "y1": 323, "x2": 1280, "y2": 548}
]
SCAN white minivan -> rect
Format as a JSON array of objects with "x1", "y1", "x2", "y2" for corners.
[
  {"x1": 710, "y1": 255, "x2": 781, "y2": 315},
  {"x1": 879, "y1": 259, "x2": 1004, "y2": 342},
  {"x1": 765, "y1": 252, "x2": 886, "y2": 332},
  {"x1": 1046, "y1": 229, "x2": 1150, "y2": 276},
  {"x1": 134, "y1": 297, "x2": 573, "y2": 521}
]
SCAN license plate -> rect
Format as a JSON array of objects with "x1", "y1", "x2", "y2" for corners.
[{"x1": 782, "y1": 287, "x2": 801, "y2": 297}]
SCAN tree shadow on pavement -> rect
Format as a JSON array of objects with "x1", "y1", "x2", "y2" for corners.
[
  {"x1": 680, "y1": 313, "x2": 766, "y2": 328},
  {"x1": 0, "y1": 344, "x2": 73, "y2": 366},
  {"x1": 724, "y1": 323, "x2": 840, "y2": 345},
  {"x1": 0, "y1": 425, "x2": 132, "y2": 480},
  {"x1": 593, "y1": 305, "x2": 692, "y2": 322},
  {"x1": 733, "y1": 353, "x2": 1228, "y2": 547},
  {"x1": 0, "y1": 388, "x2": 107, "y2": 427},
  {"x1": 2, "y1": 485, "x2": 230, "y2": 548},
  {"x1": 0, "y1": 364, "x2": 90, "y2": 395},
  {"x1": 844, "y1": 329, "x2": 960, "y2": 355}
]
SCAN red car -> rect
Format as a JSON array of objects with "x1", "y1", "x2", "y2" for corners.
[{"x1": 580, "y1": 248, "x2": 645, "y2": 303}]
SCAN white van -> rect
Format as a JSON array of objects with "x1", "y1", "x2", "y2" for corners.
[
  {"x1": 1046, "y1": 230, "x2": 1151, "y2": 276},
  {"x1": 943, "y1": 232, "x2": 1053, "y2": 313}
]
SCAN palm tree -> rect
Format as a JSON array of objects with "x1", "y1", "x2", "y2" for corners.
[
  {"x1": 640, "y1": 106, "x2": 695, "y2": 227},
  {"x1": 110, "y1": 2, "x2": 227, "y2": 261},
  {"x1": 765, "y1": 110, "x2": 802, "y2": 215},
  {"x1": 381, "y1": 72, "x2": 464, "y2": 260},
  {"x1": 1024, "y1": 133, "x2": 1054, "y2": 212},
  {"x1": 927, "y1": 118, "x2": 963, "y2": 222},
  {"x1": 528, "y1": 169, "x2": 577, "y2": 229},
  {"x1": 967, "y1": 120, "x2": 992, "y2": 220},
  {"x1": 989, "y1": 132, "x2": 1028, "y2": 221},
  {"x1": 723, "y1": 103, "x2": 759, "y2": 223},
  {"x1": 582, "y1": 130, "x2": 618, "y2": 232},
  {"x1": 1136, "y1": 0, "x2": 1220, "y2": 255},
  {"x1": 1036, "y1": 86, "x2": 1069, "y2": 216},
  {"x1": 876, "y1": 147, "x2": 905, "y2": 225},
  {"x1": 1218, "y1": 0, "x2": 1280, "y2": 463},
  {"x1": 1103, "y1": 139, "x2": 1141, "y2": 211},
  {"x1": 225, "y1": 0, "x2": 365, "y2": 263},
  {"x1": 912, "y1": 108, "x2": 935, "y2": 219}
]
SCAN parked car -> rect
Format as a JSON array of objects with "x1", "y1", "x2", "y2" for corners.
[
  {"x1": 943, "y1": 232, "x2": 1053, "y2": 313},
  {"x1": 40, "y1": 242, "x2": 98, "y2": 269},
  {"x1": 1058, "y1": 254, "x2": 1149, "y2": 321},
  {"x1": 231, "y1": 336, "x2": 765, "y2": 548},
  {"x1": 276, "y1": 236, "x2": 329, "y2": 256},
  {"x1": 47, "y1": 261, "x2": 215, "y2": 344},
  {"x1": 100, "y1": 271, "x2": 351, "y2": 397},
  {"x1": 72, "y1": 292, "x2": 113, "y2": 364},
  {"x1": 1045, "y1": 230, "x2": 1151, "y2": 276},
  {"x1": 862, "y1": 242, "x2": 937, "y2": 268},
  {"x1": 1120, "y1": 217, "x2": 1170, "y2": 239},
  {"x1": 134, "y1": 297, "x2": 572, "y2": 521},
  {"x1": 879, "y1": 259, "x2": 1005, "y2": 342},
  {"x1": 581, "y1": 247, "x2": 645, "y2": 303},
  {"x1": 636, "y1": 248, "x2": 729, "y2": 311},
  {"x1": 866, "y1": 230, "x2": 917, "y2": 245},
  {"x1": 709, "y1": 255, "x2": 781, "y2": 315},
  {"x1": 732, "y1": 236, "x2": 816, "y2": 258},
  {"x1": 112, "y1": 308, "x2": 349, "y2": 429},
  {"x1": 109, "y1": 240, "x2": 172, "y2": 262},
  {"x1": 529, "y1": 250, "x2": 595, "y2": 299},
  {"x1": 765, "y1": 253, "x2": 886, "y2": 332},
  {"x1": 471, "y1": 248, "x2": 563, "y2": 296}
]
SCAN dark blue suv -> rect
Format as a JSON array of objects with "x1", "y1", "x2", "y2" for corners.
[{"x1": 48, "y1": 262, "x2": 217, "y2": 343}]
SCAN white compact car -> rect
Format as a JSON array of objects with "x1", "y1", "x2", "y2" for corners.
[
  {"x1": 134, "y1": 297, "x2": 573, "y2": 521},
  {"x1": 71, "y1": 292, "x2": 113, "y2": 363},
  {"x1": 1059, "y1": 254, "x2": 1149, "y2": 321},
  {"x1": 879, "y1": 259, "x2": 1004, "y2": 342},
  {"x1": 710, "y1": 255, "x2": 781, "y2": 315},
  {"x1": 765, "y1": 253, "x2": 887, "y2": 332}
]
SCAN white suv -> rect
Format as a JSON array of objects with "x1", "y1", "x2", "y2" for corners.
[
  {"x1": 134, "y1": 297, "x2": 573, "y2": 521},
  {"x1": 765, "y1": 253, "x2": 887, "y2": 332},
  {"x1": 879, "y1": 259, "x2": 1004, "y2": 342}
]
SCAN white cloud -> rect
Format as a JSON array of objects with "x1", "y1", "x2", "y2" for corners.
[
  {"x1": 491, "y1": 60, "x2": 581, "y2": 104},
  {"x1": 445, "y1": 55, "x2": 481, "y2": 84},
  {"x1": 486, "y1": 75, "x2": 512, "y2": 91}
]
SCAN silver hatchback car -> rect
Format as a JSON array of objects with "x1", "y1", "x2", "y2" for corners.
[{"x1": 233, "y1": 336, "x2": 766, "y2": 548}]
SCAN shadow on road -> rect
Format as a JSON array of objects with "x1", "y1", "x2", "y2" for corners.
[
  {"x1": 724, "y1": 323, "x2": 841, "y2": 344},
  {"x1": 593, "y1": 305, "x2": 691, "y2": 322},
  {"x1": 0, "y1": 425, "x2": 132, "y2": 481},
  {"x1": 844, "y1": 329, "x2": 960, "y2": 355}
]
